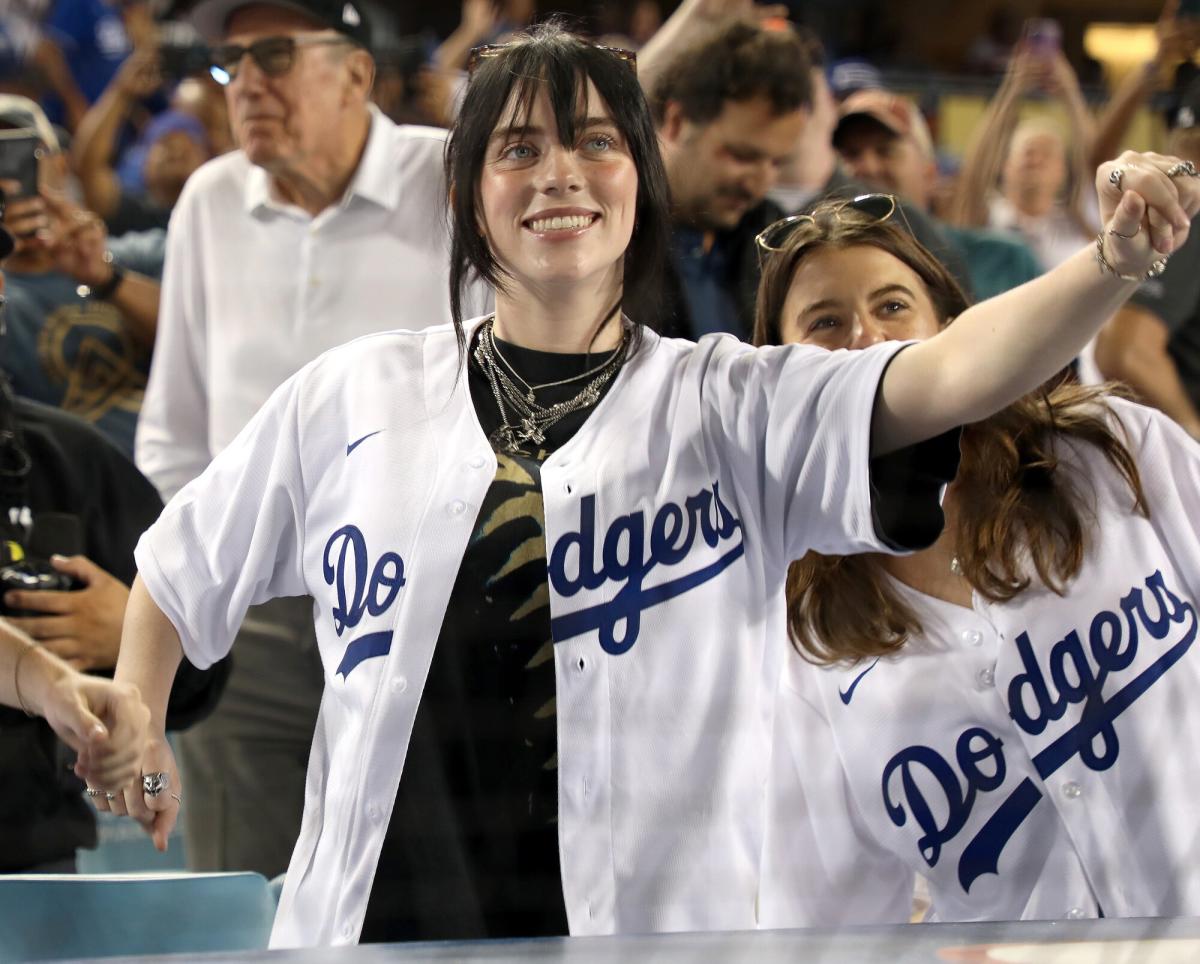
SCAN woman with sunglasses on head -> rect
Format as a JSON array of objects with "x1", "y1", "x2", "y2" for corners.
[
  {"x1": 755, "y1": 194, "x2": 1200, "y2": 926},
  {"x1": 99, "y1": 23, "x2": 1199, "y2": 947}
]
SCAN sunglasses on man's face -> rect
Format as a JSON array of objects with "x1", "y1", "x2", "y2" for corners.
[
  {"x1": 209, "y1": 34, "x2": 351, "y2": 86},
  {"x1": 466, "y1": 41, "x2": 637, "y2": 77}
]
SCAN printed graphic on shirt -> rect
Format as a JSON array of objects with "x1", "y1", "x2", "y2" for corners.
[
  {"x1": 37, "y1": 302, "x2": 145, "y2": 424},
  {"x1": 881, "y1": 568, "x2": 1197, "y2": 894}
]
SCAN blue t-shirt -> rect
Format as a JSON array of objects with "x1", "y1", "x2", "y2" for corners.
[
  {"x1": 47, "y1": 0, "x2": 129, "y2": 104},
  {"x1": 1, "y1": 232, "x2": 162, "y2": 456}
]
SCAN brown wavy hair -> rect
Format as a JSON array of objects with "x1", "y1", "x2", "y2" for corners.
[{"x1": 753, "y1": 202, "x2": 1149, "y2": 665}]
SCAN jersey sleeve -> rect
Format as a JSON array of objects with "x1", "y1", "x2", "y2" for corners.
[
  {"x1": 760, "y1": 657, "x2": 915, "y2": 927},
  {"x1": 1112, "y1": 397, "x2": 1200, "y2": 601},
  {"x1": 134, "y1": 371, "x2": 310, "y2": 670},
  {"x1": 697, "y1": 336, "x2": 938, "y2": 568},
  {"x1": 134, "y1": 187, "x2": 212, "y2": 502}
]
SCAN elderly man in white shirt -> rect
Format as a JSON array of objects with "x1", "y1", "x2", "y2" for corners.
[{"x1": 135, "y1": 0, "x2": 488, "y2": 876}]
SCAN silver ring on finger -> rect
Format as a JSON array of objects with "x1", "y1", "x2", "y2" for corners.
[
  {"x1": 105, "y1": 792, "x2": 116, "y2": 801},
  {"x1": 1166, "y1": 160, "x2": 1199, "y2": 178},
  {"x1": 170, "y1": 792, "x2": 182, "y2": 805},
  {"x1": 142, "y1": 771, "x2": 170, "y2": 797},
  {"x1": 85, "y1": 787, "x2": 105, "y2": 798},
  {"x1": 1109, "y1": 224, "x2": 1141, "y2": 239},
  {"x1": 1109, "y1": 168, "x2": 1126, "y2": 191}
]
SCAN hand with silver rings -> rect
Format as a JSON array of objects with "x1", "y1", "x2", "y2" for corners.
[
  {"x1": 1096, "y1": 151, "x2": 1200, "y2": 280},
  {"x1": 88, "y1": 733, "x2": 182, "y2": 853}
]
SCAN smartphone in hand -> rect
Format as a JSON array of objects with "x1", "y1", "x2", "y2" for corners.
[
  {"x1": 1023, "y1": 18, "x2": 1062, "y2": 59},
  {"x1": 0, "y1": 131, "x2": 42, "y2": 199}
]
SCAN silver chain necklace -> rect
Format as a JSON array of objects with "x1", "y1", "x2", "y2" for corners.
[{"x1": 473, "y1": 318, "x2": 626, "y2": 454}]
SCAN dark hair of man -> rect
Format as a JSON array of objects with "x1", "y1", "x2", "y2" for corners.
[
  {"x1": 752, "y1": 206, "x2": 1148, "y2": 666},
  {"x1": 445, "y1": 22, "x2": 672, "y2": 355},
  {"x1": 647, "y1": 22, "x2": 813, "y2": 127}
]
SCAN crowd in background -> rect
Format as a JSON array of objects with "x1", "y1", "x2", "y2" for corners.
[{"x1": 2, "y1": 0, "x2": 1200, "y2": 924}]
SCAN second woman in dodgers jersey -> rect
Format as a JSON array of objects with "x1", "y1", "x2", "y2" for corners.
[
  {"x1": 104, "y1": 28, "x2": 1200, "y2": 947},
  {"x1": 756, "y1": 200, "x2": 1200, "y2": 925}
]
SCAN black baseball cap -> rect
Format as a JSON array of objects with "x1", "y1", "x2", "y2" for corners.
[{"x1": 184, "y1": 0, "x2": 371, "y2": 48}]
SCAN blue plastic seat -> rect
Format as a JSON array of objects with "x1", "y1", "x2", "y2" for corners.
[{"x1": 0, "y1": 871, "x2": 275, "y2": 961}]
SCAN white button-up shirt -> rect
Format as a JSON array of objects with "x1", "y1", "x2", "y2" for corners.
[
  {"x1": 135, "y1": 107, "x2": 488, "y2": 499},
  {"x1": 762, "y1": 397, "x2": 1200, "y2": 926},
  {"x1": 135, "y1": 321, "x2": 909, "y2": 947}
]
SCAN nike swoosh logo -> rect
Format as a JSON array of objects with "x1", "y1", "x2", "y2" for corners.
[
  {"x1": 839, "y1": 658, "x2": 880, "y2": 705},
  {"x1": 346, "y1": 430, "x2": 382, "y2": 457}
]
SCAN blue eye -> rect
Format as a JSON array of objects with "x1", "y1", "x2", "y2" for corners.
[
  {"x1": 582, "y1": 132, "x2": 617, "y2": 153},
  {"x1": 500, "y1": 143, "x2": 535, "y2": 161}
]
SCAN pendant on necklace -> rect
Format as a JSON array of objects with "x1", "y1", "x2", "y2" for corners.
[
  {"x1": 526, "y1": 390, "x2": 536, "y2": 403},
  {"x1": 950, "y1": 556, "x2": 963, "y2": 576}
]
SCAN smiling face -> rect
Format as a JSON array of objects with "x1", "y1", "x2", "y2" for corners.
[
  {"x1": 478, "y1": 78, "x2": 639, "y2": 296},
  {"x1": 778, "y1": 244, "x2": 944, "y2": 349}
]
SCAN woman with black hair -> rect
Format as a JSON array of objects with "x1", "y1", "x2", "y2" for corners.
[{"x1": 100, "y1": 24, "x2": 1198, "y2": 947}]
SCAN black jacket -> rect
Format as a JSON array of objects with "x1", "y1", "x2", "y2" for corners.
[{"x1": 0, "y1": 389, "x2": 229, "y2": 870}]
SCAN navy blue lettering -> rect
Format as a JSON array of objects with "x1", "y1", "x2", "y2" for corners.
[
  {"x1": 1006, "y1": 631, "x2": 1066, "y2": 735},
  {"x1": 549, "y1": 481, "x2": 744, "y2": 654},
  {"x1": 322, "y1": 524, "x2": 407, "y2": 639},
  {"x1": 548, "y1": 494, "x2": 603, "y2": 597},
  {"x1": 884, "y1": 569, "x2": 1197, "y2": 895}
]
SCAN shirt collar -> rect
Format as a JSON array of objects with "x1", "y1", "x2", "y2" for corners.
[{"x1": 243, "y1": 105, "x2": 399, "y2": 216}]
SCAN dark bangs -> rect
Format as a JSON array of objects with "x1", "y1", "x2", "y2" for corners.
[{"x1": 445, "y1": 22, "x2": 672, "y2": 352}]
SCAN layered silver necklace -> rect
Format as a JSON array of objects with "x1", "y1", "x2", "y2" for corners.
[{"x1": 473, "y1": 317, "x2": 626, "y2": 454}]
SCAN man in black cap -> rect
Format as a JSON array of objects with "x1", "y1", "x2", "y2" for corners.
[
  {"x1": 1096, "y1": 76, "x2": 1200, "y2": 439},
  {"x1": 136, "y1": 0, "x2": 488, "y2": 878}
]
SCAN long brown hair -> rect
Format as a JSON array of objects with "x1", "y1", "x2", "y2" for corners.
[{"x1": 753, "y1": 202, "x2": 1149, "y2": 665}]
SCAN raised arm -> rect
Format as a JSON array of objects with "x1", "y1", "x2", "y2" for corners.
[
  {"x1": 636, "y1": 0, "x2": 787, "y2": 97},
  {"x1": 1091, "y1": 6, "x2": 1200, "y2": 170},
  {"x1": 70, "y1": 48, "x2": 163, "y2": 221},
  {"x1": 877, "y1": 151, "x2": 1200, "y2": 453},
  {"x1": 949, "y1": 52, "x2": 1038, "y2": 228}
]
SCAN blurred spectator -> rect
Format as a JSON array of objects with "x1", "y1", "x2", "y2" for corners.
[
  {"x1": 72, "y1": 47, "x2": 212, "y2": 234},
  {"x1": 833, "y1": 88, "x2": 1041, "y2": 300},
  {"x1": 0, "y1": 212, "x2": 222, "y2": 875},
  {"x1": 826, "y1": 57, "x2": 884, "y2": 100},
  {"x1": 643, "y1": 7, "x2": 968, "y2": 339},
  {"x1": 0, "y1": 6, "x2": 89, "y2": 129},
  {"x1": 371, "y1": 34, "x2": 447, "y2": 128},
  {"x1": 649, "y1": 21, "x2": 810, "y2": 340},
  {"x1": 1094, "y1": 75, "x2": 1200, "y2": 440},
  {"x1": 1090, "y1": 0, "x2": 1200, "y2": 171},
  {"x1": 45, "y1": 0, "x2": 157, "y2": 121},
  {"x1": 170, "y1": 74, "x2": 234, "y2": 153},
  {"x1": 0, "y1": 95, "x2": 163, "y2": 456},
  {"x1": 138, "y1": 0, "x2": 489, "y2": 881},
  {"x1": 628, "y1": 0, "x2": 662, "y2": 48},
  {"x1": 950, "y1": 46, "x2": 1098, "y2": 271}
]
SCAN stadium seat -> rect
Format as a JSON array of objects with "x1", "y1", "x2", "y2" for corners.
[{"x1": 0, "y1": 872, "x2": 274, "y2": 961}]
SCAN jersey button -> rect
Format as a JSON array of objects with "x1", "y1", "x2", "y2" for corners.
[
  {"x1": 468, "y1": 454, "x2": 486, "y2": 469},
  {"x1": 960, "y1": 629, "x2": 983, "y2": 647},
  {"x1": 390, "y1": 676, "x2": 408, "y2": 694},
  {"x1": 341, "y1": 923, "x2": 354, "y2": 940},
  {"x1": 975, "y1": 666, "x2": 995, "y2": 689},
  {"x1": 1066, "y1": 907, "x2": 1087, "y2": 920},
  {"x1": 367, "y1": 803, "x2": 381, "y2": 822},
  {"x1": 1061, "y1": 781, "x2": 1082, "y2": 800},
  {"x1": 448, "y1": 499, "x2": 467, "y2": 516}
]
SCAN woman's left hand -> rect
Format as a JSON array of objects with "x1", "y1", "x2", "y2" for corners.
[{"x1": 1095, "y1": 151, "x2": 1200, "y2": 275}]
